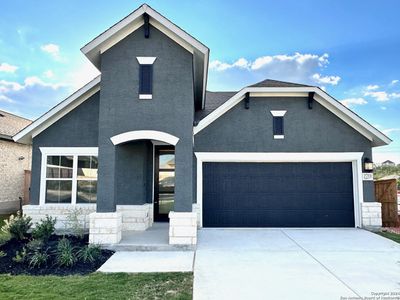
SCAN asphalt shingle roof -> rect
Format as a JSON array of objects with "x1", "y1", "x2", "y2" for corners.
[
  {"x1": 0, "y1": 110, "x2": 32, "y2": 139},
  {"x1": 195, "y1": 79, "x2": 312, "y2": 122}
]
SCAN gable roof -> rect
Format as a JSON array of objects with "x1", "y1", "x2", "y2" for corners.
[
  {"x1": 13, "y1": 76, "x2": 101, "y2": 144},
  {"x1": 194, "y1": 80, "x2": 392, "y2": 147},
  {"x1": 249, "y1": 79, "x2": 312, "y2": 88},
  {"x1": 195, "y1": 91, "x2": 237, "y2": 122},
  {"x1": 0, "y1": 110, "x2": 31, "y2": 141},
  {"x1": 81, "y1": 4, "x2": 209, "y2": 110}
]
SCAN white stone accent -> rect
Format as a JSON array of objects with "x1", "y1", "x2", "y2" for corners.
[
  {"x1": 89, "y1": 212, "x2": 122, "y2": 244},
  {"x1": 169, "y1": 211, "x2": 197, "y2": 245},
  {"x1": 192, "y1": 203, "x2": 201, "y2": 227},
  {"x1": 23, "y1": 203, "x2": 153, "y2": 233},
  {"x1": 23, "y1": 204, "x2": 96, "y2": 231},
  {"x1": 361, "y1": 202, "x2": 382, "y2": 227},
  {"x1": 117, "y1": 204, "x2": 152, "y2": 231}
]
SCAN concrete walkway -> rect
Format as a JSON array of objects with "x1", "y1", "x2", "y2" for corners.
[
  {"x1": 194, "y1": 229, "x2": 400, "y2": 300},
  {"x1": 98, "y1": 251, "x2": 194, "y2": 273}
]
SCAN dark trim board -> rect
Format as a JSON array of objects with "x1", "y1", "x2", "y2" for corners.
[{"x1": 202, "y1": 162, "x2": 355, "y2": 227}]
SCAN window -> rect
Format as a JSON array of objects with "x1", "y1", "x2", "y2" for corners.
[
  {"x1": 40, "y1": 148, "x2": 98, "y2": 205},
  {"x1": 270, "y1": 110, "x2": 287, "y2": 139},
  {"x1": 139, "y1": 64, "x2": 153, "y2": 96},
  {"x1": 136, "y1": 57, "x2": 156, "y2": 99}
]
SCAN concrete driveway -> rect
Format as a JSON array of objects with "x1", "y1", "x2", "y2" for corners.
[{"x1": 193, "y1": 228, "x2": 400, "y2": 300}]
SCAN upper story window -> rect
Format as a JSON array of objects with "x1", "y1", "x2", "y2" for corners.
[
  {"x1": 137, "y1": 57, "x2": 157, "y2": 99},
  {"x1": 40, "y1": 148, "x2": 98, "y2": 205},
  {"x1": 270, "y1": 110, "x2": 287, "y2": 139}
]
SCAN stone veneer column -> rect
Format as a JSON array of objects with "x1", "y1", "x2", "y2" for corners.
[
  {"x1": 169, "y1": 212, "x2": 197, "y2": 245},
  {"x1": 361, "y1": 202, "x2": 382, "y2": 228},
  {"x1": 89, "y1": 212, "x2": 122, "y2": 244}
]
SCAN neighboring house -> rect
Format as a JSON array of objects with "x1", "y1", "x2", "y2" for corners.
[
  {"x1": 0, "y1": 110, "x2": 32, "y2": 214},
  {"x1": 382, "y1": 160, "x2": 396, "y2": 166},
  {"x1": 13, "y1": 4, "x2": 391, "y2": 245}
]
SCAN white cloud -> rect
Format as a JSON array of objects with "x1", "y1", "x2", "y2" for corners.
[
  {"x1": 366, "y1": 84, "x2": 379, "y2": 90},
  {"x1": 0, "y1": 63, "x2": 18, "y2": 73},
  {"x1": 43, "y1": 70, "x2": 54, "y2": 79},
  {"x1": 391, "y1": 80, "x2": 399, "y2": 85},
  {"x1": 209, "y1": 53, "x2": 340, "y2": 87},
  {"x1": 312, "y1": 74, "x2": 341, "y2": 86},
  {"x1": 390, "y1": 92, "x2": 400, "y2": 99},
  {"x1": 64, "y1": 60, "x2": 100, "y2": 89},
  {"x1": 41, "y1": 43, "x2": 61, "y2": 61},
  {"x1": 0, "y1": 80, "x2": 23, "y2": 93},
  {"x1": 340, "y1": 97, "x2": 367, "y2": 108},
  {"x1": 364, "y1": 91, "x2": 389, "y2": 101},
  {"x1": 380, "y1": 106, "x2": 387, "y2": 110},
  {"x1": 382, "y1": 128, "x2": 400, "y2": 135},
  {"x1": 0, "y1": 95, "x2": 15, "y2": 103}
]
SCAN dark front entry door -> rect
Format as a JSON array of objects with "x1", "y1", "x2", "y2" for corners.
[
  {"x1": 203, "y1": 162, "x2": 355, "y2": 227},
  {"x1": 154, "y1": 146, "x2": 175, "y2": 222}
]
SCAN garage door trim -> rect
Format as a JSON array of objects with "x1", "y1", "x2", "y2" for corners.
[{"x1": 195, "y1": 152, "x2": 364, "y2": 228}]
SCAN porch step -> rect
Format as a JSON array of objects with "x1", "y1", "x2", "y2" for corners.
[{"x1": 104, "y1": 243, "x2": 195, "y2": 252}]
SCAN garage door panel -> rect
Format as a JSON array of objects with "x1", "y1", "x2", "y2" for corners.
[{"x1": 203, "y1": 162, "x2": 355, "y2": 227}]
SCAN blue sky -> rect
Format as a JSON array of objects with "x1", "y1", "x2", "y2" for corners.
[{"x1": 0, "y1": 0, "x2": 399, "y2": 163}]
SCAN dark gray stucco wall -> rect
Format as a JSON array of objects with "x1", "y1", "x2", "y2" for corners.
[
  {"x1": 97, "y1": 24, "x2": 194, "y2": 212},
  {"x1": 194, "y1": 97, "x2": 375, "y2": 202},
  {"x1": 30, "y1": 93, "x2": 100, "y2": 204},
  {"x1": 115, "y1": 141, "x2": 153, "y2": 205}
]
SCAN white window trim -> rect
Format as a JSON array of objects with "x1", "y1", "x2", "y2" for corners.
[
  {"x1": 39, "y1": 147, "x2": 99, "y2": 206},
  {"x1": 270, "y1": 110, "x2": 287, "y2": 117},
  {"x1": 139, "y1": 94, "x2": 153, "y2": 100},
  {"x1": 273, "y1": 135, "x2": 285, "y2": 139},
  {"x1": 194, "y1": 152, "x2": 364, "y2": 228},
  {"x1": 136, "y1": 57, "x2": 157, "y2": 65}
]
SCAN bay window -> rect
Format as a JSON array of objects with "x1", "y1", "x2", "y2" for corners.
[{"x1": 40, "y1": 148, "x2": 98, "y2": 205}]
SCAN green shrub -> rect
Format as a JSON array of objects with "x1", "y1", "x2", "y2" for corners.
[
  {"x1": 27, "y1": 239, "x2": 44, "y2": 252},
  {"x1": 0, "y1": 250, "x2": 6, "y2": 258},
  {"x1": 78, "y1": 244, "x2": 101, "y2": 263},
  {"x1": 56, "y1": 237, "x2": 77, "y2": 267},
  {"x1": 0, "y1": 231, "x2": 11, "y2": 246},
  {"x1": 13, "y1": 247, "x2": 28, "y2": 263},
  {"x1": 64, "y1": 208, "x2": 85, "y2": 239},
  {"x1": 29, "y1": 250, "x2": 49, "y2": 268},
  {"x1": 32, "y1": 216, "x2": 56, "y2": 241},
  {"x1": 3, "y1": 211, "x2": 32, "y2": 240}
]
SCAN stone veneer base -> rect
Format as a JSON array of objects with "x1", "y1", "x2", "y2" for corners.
[
  {"x1": 89, "y1": 212, "x2": 122, "y2": 244},
  {"x1": 169, "y1": 211, "x2": 197, "y2": 245},
  {"x1": 22, "y1": 203, "x2": 153, "y2": 233},
  {"x1": 361, "y1": 202, "x2": 382, "y2": 228}
]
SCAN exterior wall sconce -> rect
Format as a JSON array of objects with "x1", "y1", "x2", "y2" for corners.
[{"x1": 364, "y1": 157, "x2": 374, "y2": 172}]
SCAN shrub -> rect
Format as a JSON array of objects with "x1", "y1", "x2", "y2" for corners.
[
  {"x1": 0, "y1": 251, "x2": 6, "y2": 258},
  {"x1": 13, "y1": 247, "x2": 28, "y2": 263},
  {"x1": 0, "y1": 231, "x2": 11, "y2": 247},
  {"x1": 3, "y1": 211, "x2": 32, "y2": 240},
  {"x1": 32, "y1": 216, "x2": 57, "y2": 241},
  {"x1": 29, "y1": 250, "x2": 49, "y2": 269},
  {"x1": 64, "y1": 208, "x2": 85, "y2": 239},
  {"x1": 56, "y1": 237, "x2": 77, "y2": 267},
  {"x1": 27, "y1": 239, "x2": 44, "y2": 252},
  {"x1": 78, "y1": 244, "x2": 101, "y2": 263}
]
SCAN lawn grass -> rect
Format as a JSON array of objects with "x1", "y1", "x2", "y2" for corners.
[
  {"x1": 377, "y1": 231, "x2": 400, "y2": 244},
  {"x1": 0, "y1": 272, "x2": 193, "y2": 300}
]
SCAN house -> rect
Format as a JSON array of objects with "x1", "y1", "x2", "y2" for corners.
[
  {"x1": 0, "y1": 110, "x2": 32, "y2": 214},
  {"x1": 13, "y1": 4, "x2": 391, "y2": 245},
  {"x1": 382, "y1": 160, "x2": 396, "y2": 166}
]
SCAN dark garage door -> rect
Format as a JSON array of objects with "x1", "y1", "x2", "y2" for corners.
[{"x1": 203, "y1": 162, "x2": 355, "y2": 227}]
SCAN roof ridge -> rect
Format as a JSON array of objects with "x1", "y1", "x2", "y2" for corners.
[{"x1": 0, "y1": 109, "x2": 32, "y2": 122}]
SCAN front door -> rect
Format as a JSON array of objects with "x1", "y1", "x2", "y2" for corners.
[{"x1": 154, "y1": 146, "x2": 175, "y2": 222}]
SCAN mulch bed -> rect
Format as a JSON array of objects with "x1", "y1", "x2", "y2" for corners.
[
  {"x1": 0, "y1": 234, "x2": 114, "y2": 276},
  {"x1": 382, "y1": 227, "x2": 400, "y2": 234}
]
